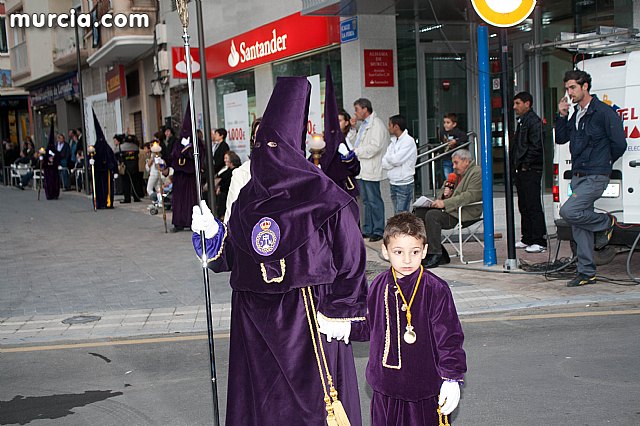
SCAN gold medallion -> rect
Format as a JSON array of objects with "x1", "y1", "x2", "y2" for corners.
[
  {"x1": 404, "y1": 326, "x2": 416, "y2": 344},
  {"x1": 401, "y1": 304, "x2": 407, "y2": 312}
]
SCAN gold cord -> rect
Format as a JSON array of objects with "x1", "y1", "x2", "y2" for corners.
[
  {"x1": 260, "y1": 259, "x2": 286, "y2": 283},
  {"x1": 437, "y1": 404, "x2": 450, "y2": 426},
  {"x1": 382, "y1": 284, "x2": 402, "y2": 369},
  {"x1": 302, "y1": 287, "x2": 337, "y2": 425},
  {"x1": 392, "y1": 266, "x2": 424, "y2": 329}
]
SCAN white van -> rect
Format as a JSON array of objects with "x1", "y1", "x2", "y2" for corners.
[{"x1": 553, "y1": 51, "x2": 640, "y2": 261}]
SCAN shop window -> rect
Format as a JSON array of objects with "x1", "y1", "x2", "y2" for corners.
[
  {"x1": 272, "y1": 48, "x2": 343, "y2": 109},
  {"x1": 126, "y1": 70, "x2": 140, "y2": 97},
  {"x1": 214, "y1": 69, "x2": 256, "y2": 129},
  {"x1": 0, "y1": 17, "x2": 8, "y2": 54}
]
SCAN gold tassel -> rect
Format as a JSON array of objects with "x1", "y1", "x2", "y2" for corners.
[
  {"x1": 331, "y1": 399, "x2": 351, "y2": 426},
  {"x1": 325, "y1": 396, "x2": 339, "y2": 426},
  {"x1": 437, "y1": 404, "x2": 450, "y2": 426}
]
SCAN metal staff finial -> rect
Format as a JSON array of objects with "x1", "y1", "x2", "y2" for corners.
[
  {"x1": 176, "y1": 0, "x2": 189, "y2": 28},
  {"x1": 176, "y1": 1, "x2": 221, "y2": 424}
]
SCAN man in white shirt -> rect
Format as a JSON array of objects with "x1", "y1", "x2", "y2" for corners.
[
  {"x1": 382, "y1": 114, "x2": 416, "y2": 214},
  {"x1": 350, "y1": 98, "x2": 388, "y2": 242}
]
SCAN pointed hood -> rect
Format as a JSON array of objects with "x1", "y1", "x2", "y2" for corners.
[
  {"x1": 171, "y1": 103, "x2": 200, "y2": 173},
  {"x1": 319, "y1": 65, "x2": 341, "y2": 170},
  {"x1": 229, "y1": 76, "x2": 354, "y2": 263},
  {"x1": 92, "y1": 109, "x2": 117, "y2": 172}
]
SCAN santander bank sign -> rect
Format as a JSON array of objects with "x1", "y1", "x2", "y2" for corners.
[{"x1": 172, "y1": 13, "x2": 339, "y2": 79}]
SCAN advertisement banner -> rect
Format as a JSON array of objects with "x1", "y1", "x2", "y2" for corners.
[
  {"x1": 223, "y1": 90, "x2": 250, "y2": 162},
  {"x1": 364, "y1": 49, "x2": 394, "y2": 87},
  {"x1": 306, "y1": 74, "x2": 322, "y2": 139}
]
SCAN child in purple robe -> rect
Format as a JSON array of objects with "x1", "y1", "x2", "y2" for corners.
[{"x1": 346, "y1": 212, "x2": 467, "y2": 425}]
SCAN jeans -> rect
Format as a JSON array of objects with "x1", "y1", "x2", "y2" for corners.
[
  {"x1": 390, "y1": 183, "x2": 414, "y2": 215},
  {"x1": 559, "y1": 175, "x2": 611, "y2": 276},
  {"x1": 59, "y1": 168, "x2": 70, "y2": 190},
  {"x1": 359, "y1": 179, "x2": 385, "y2": 237}
]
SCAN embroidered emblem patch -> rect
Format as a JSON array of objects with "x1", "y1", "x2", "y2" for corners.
[{"x1": 251, "y1": 217, "x2": 280, "y2": 256}]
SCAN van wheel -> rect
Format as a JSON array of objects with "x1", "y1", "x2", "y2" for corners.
[{"x1": 569, "y1": 241, "x2": 617, "y2": 266}]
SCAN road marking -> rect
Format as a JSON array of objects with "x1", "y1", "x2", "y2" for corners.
[
  {"x1": 461, "y1": 309, "x2": 640, "y2": 323},
  {"x1": 2, "y1": 309, "x2": 638, "y2": 353}
]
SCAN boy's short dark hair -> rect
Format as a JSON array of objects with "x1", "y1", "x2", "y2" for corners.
[
  {"x1": 444, "y1": 113, "x2": 458, "y2": 123},
  {"x1": 563, "y1": 70, "x2": 592, "y2": 92},
  {"x1": 389, "y1": 114, "x2": 407, "y2": 132},
  {"x1": 514, "y1": 91, "x2": 533, "y2": 106},
  {"x1": 215, "y1": 128, "x2": 227, "y2": 140},
  {"x1": 383, "y1": 212, "x2": 427, "y2": 246}
]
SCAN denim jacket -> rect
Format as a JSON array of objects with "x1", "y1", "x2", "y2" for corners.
[{"x1": 555, "y1": 95, "x2": 627, "y2": 175}]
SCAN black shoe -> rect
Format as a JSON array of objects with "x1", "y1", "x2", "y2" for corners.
[
  {"x1": 170, "y1": 226, "x2": 185, "y2": 233},
  {"x1": 422, "y1": 253, "x2": 443, "y2": 269},
  {"x1": 369, "y1": 234, "x2": 383, "y2": 243},
  {"x1": 17, "y1": 183, "x2": 25, "y2": 190},
  {"x1": 566, "y1": 274, "x2": 596, "y2": 287},
  {"x1": 362, "y1": 233, "x2": 371, "y2": 239},
  {"x1": 594, "y1": 215, "x2": 616, "y2": 250},
  {"x1": 441, "y1": 247, "x2": 451, "y2": 265},
  {"x1": 120, "y1": 200, "x2": 131, "y2": 204}
]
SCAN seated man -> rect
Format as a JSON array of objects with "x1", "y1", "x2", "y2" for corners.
[{"x1": 414, "y1": 149, "x2": 482, "y2": 268}]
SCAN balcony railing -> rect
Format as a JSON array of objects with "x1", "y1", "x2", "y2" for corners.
[
  {"x1": 52, "y1": 28, "x2": 88, "y2": 69},
  {"x1": 9, "y1": 40, "x2": 29, "y2": 79}
]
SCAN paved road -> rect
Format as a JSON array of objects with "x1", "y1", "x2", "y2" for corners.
[
  {"x1": 1, "y1": 306, "x2": 638, "y2": 425},
  {"x1": 2, "y1": 186, "x2": 640, "y2": 346}
]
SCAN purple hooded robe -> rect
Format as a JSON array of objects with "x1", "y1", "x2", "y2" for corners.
[
  {"x1": 314, "y1": 66, "x2": 360, "y2": 199},
  {"x1": 168, "y1": 104, "x2": 202, "y2": 228},
  {"x1": 43, "y1": 124, "x2": 61, "y2": 200},
  {"x1": 351, "y1": 267, "x2": 466, "y2": 425},
  {"x1": 193, "y1": 77, "x2": 367, "y2": 425}
]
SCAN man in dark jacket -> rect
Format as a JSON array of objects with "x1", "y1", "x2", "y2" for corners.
[
  {"x1": 211, "y1": 128, "x2": 230, "y2": 175},
  {"x1": 512, "y1": 91, "x2": 547, "y2": 253},
  {"x1": 114, "y1": 134, "x2": 142, "y2": 203},
  {"x1": 556, "y1": 70, "x2": 627, "y2": 287}
]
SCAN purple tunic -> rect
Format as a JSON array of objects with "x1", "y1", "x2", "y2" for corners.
[
  {"x1": 351, "y1": 268, "x2": 466, "y2": 425},
  {"x1": 43, "y1": 131, "x2": 61, "y2": 200}
]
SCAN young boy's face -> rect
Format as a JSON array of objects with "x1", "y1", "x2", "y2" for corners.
[
  {"x1": 381, "y1": 234, "x2": 428, "y2": 278},
  {"x1": 443, "y1": 118, "x2": 456, "y2": 132}
]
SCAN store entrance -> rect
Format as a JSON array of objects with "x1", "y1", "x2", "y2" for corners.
[{"x1": 416, "y1": 43, "x2": 472, "y2": 195}]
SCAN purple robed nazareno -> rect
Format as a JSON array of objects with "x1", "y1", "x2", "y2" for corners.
[
  {"x1": 43, "y1": 124, "x2": 60, "y2": 200},
  {"x1": 351, "y1": 268, "x2": 466, "y2": 425},
  {"x1": 316, "y1": 66, "x2": 360, "y2": 199},
  {"x1": 168, "y1": 104, "x2": 201, "y2": 228},
  {"x1": 92, "y1": 110, "x2": 118, "y2": 209},
  {"x1": 193, "y1": 77, "x2": 367, "y2": 425}
]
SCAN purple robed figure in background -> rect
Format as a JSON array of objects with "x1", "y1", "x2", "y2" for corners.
[
  {"x1": 92, "y1": 110, "x2": 118, "y2": 209},
  {"x1": 168, "y1": 104, "x2": 202, "y2": 231},
  {"x1": 193, "y1": 77, "x2": 368, "y2": 425},
  {"x1": 316, "y1": 66, "x2": 360, "y2": 199},
  {"x1": 43, "y1": 124, "x2": 61, "y2": 200},
  {"x1": 351, "y1": 268, "x2": 466, "y2": 425}
]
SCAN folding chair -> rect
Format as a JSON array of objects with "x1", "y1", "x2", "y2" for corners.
[
  {"x1": 32, "y1": 168, "x2": 42, "y2": 190},
  {"x1": 10, "y1": 165, "x2": 21, "y2": 187},
  {"x1": 441, "y1": 201, "x2": 484, "y2": 264}
]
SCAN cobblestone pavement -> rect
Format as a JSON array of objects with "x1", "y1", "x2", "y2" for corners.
[{"x1": 1, "y1": 185, "x2": 639, "y2": 346}]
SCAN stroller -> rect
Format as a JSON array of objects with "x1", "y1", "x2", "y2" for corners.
[{"x1": 148, "y1": 186, "x2": 172, "y2": 215}]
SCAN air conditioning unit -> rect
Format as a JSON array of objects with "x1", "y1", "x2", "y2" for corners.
[
  {"x1": 156, "y1": 50, "x2": 169, "y2": 72},
  {"x1": 155, "y1": 24, "x2": 168, "y2": 45}
]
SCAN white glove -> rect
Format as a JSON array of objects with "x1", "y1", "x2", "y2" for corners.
[
  {"x1": 438, "y1": 381, "x2": 461, "y2": 415},
  {"x1": 48, "y1": 150, "x2": 55, "y2": 156},
  {"x1": 154, "y1": 156, "x2": 163, "y2": 164},
  {"x1": 113, "y1": 173, "x2": 119, "y2": 179},
  {"x1": 181, "y1": 137, "x2": 190, "y2": 146},
  {"x1": 337, "y1": 143, "x2": 349, "y2": 157},
  {"x1": 38, "y1": 156, "x2": 44, "y2": 161},
  {"x1": 89, "y1": 159, "x2": 95, "y2": 165},
  {"x1": 191, "y1": 200, "x2": 219, "y2": 238},
  {"x1": 317, "y1": 312, "x2": 351, "y2": 344}
]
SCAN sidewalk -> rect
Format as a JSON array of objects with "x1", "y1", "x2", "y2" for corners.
[{"x1": 1, "y1": 185, "x2": 638, "y2": 347}]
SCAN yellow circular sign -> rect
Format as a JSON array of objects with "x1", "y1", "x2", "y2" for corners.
[{"x1": 471, "y1": 0, "x2": 536, "y2": 27}]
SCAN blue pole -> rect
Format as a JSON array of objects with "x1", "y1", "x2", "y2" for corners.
[{"x1": 477, "y1": 25, "x2": 497, "y2": 266}]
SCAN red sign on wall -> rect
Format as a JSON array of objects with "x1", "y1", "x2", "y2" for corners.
[
  {"x1": 171, "y1": 47, "x2": 202, "y2": 79},
  {"x1": 106, "y1": 65, "x2": 126, "y2": 102},
  {"x1": 172, "y1": 13, "x2": 339, "y2": 80},
  {"x1": 364, "y1": 49, "x2": 394, "y2": 87}
]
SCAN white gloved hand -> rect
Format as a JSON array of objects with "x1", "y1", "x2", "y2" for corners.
[
  {"x1": 438, "y1": 381, "x2": 461, "y2": 415},
  {"x1": 191, "y1": 200, "x2": 219, "y2": 238},
  {"x1": 337, "y1": 143, "x2": 349, "y2": 157},
  {"x1": 38, "y1": 156, "x2": 44, "y2": 161},
  {"x1": 89, "y1": 159, "x2": 95, "y2": 165},
  {"x1": 113, "y1": 173, "x2": 119, "y2": 179},
  {"x1": 317, "y1": 312, "x2": 351, "y2": 344},
  {"x1": 181, "y1": 137, "x2": 190, "y2": 146}
]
